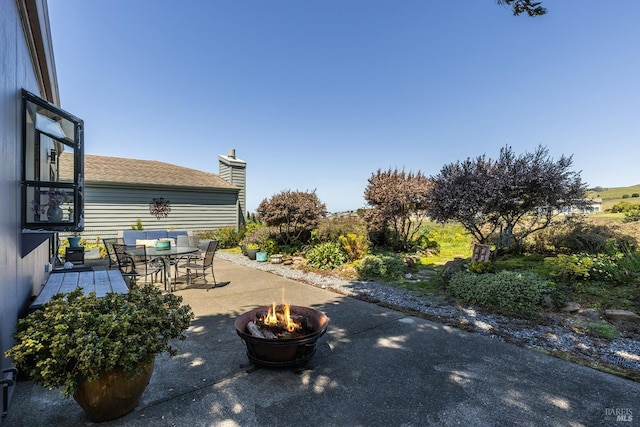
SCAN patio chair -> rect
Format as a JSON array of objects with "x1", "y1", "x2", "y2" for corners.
[
  {"x1": 102, "y1": 237, "x2": 123, "y2": 269},
  {"x1": 112, "y1": 244, "x2": 165, "y2": 288},
  {"x1": 171, "y1": 235, "x2": 198, "y2": 283},
  {"x1": 112, "y1": 243, "x2": 138, "y2": 286},
  {"x1": 176, "y1": 235, "x2": 191, "y2": 247},
  {"x1": 176, "y1": 240, "x2": 219, "y2": 289}
]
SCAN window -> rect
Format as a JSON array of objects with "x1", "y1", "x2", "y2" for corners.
[{"x1": 22, "y1": 89, "x2": 84, "y2": 232}]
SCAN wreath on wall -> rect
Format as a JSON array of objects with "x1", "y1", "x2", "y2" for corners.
[{"x1": 149, "y1": 197, "x2": 171, "y2": 220}]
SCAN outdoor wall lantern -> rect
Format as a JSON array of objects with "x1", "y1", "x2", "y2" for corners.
[{"x1": 21, "y1": 89, "x2": 84, "y2": 235}]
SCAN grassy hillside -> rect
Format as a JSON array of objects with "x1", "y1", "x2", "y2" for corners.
[{"x1": 586, "y1": 184, "x2": 640, "y2": 211}]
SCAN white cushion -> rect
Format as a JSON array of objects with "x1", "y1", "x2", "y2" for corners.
[{"x1": 136, "y1": 239, "x2": 158, "y2": 248}]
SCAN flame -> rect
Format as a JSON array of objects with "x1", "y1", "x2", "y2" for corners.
[
  {"x1": 261, "y1": 289, "x2": 299, "y2": 333},
  {"x1": 264, "y1": 302, "x2": 278, "y2": 326},
  {"x1": 282, "y1": 303, "x2": 296, "y2": 332}
]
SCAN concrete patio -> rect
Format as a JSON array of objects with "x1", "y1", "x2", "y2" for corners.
[{"x1": 3, "y1": 257, "x2": 639, "y2": 426}]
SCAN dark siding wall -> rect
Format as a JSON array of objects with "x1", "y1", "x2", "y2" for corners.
[{"x1": 1, "y1": 0, "x2": 52, "y2": 374}]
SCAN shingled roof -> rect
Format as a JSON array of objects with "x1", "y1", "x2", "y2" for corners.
[{"x1": 60, "y1": 153, "x2": 237, "y2": 190}]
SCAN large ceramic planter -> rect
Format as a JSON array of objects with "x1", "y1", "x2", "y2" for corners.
[
  {"x1": 73, "y1": 359, "x2": 154, "y2": 423},
  {"x1": 256, "y1": 251, "x2": 268, "y2": 262},
  {"x1": 246, "y1": 248, "x2": 258, "y2": 260}
]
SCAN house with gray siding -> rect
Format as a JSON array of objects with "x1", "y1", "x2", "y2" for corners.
[
  {"x1": 60, "y1": 149, "x2": 247, "y2": 240},
  {"x1": 1, "y1": 3, "x2": 246, "y2": 415},
  {"x1": 1, "y1": 0, "x2": 65, "y2": 407}
]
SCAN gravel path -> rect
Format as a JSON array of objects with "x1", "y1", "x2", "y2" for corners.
[{"x1": 218, "y1": 252, "x2": 640, "y2": 375}]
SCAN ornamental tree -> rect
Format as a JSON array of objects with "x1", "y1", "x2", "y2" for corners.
[
  {"x1": 497, "y1": 0, "x2": 547, "y2": 17},
  {"x1": 427, "y1": 155, "x2": 500, "y2": 245},
  {"x1": 428, "y1": 145, "x2": 588, "y2": 247},
  {"x1": 256, "y1": 190, "x2": 326, "y2": 245},
  {"x1": 363, "y1": 168, "x2": 433, "y2": 251}
]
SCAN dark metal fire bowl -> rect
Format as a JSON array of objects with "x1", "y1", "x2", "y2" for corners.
[{"x1": 235, "y1": 305, "x2": 329, "y2": 368}]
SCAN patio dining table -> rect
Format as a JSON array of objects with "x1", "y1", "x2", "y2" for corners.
[{"x1": 126, "y1": 245, "x2": 200, "y2": 292}]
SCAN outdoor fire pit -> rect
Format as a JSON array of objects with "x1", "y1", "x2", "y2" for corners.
[{"x1": 235, "y1": 304, "x2": 329, "y2": 368}]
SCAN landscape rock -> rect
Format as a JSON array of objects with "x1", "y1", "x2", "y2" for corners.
[
  {"x1": 561, "y1": 302, "x2": 581, "y2": 313},
  {"x1": 404, "y1": 257, "x2": 416, "y2": 268},
  {"x1": 604, "y1": 309, "x2": 640, "y2": 324},
  {"x1": 441, "y1": 258, "x2": 466, "y2": 281},
  {"x1": 579, "y1": 308, "x2": 602, "y2": 320}
]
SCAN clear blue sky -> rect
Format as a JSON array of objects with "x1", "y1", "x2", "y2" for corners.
[{"x1": 48, "y1": 0, "x2": 640, "y2": 213}]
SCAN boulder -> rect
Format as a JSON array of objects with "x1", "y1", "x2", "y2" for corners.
[
  {"x1": 441, "y1": 258, "x2": 466, "y2": 275},
  {"x1": 561, "y1": 302, "x2": 581, "y2": 313},
  {"x1": 579, "y1": 308, "x2": 602, "y2": 320},
  {"x1": 604, "y1": 309, "x2": 640, "y2": 324}
]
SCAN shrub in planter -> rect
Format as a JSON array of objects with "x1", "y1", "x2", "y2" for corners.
[
  {"x1": 241, "y1": 227, "x2": 275, "y2": 252},
  {"x1": 5, "y1": 284, "x2": 194, "y2": 421},
  {"x1": 245, "y1": 243, "x2": 260, "y2": 259}
]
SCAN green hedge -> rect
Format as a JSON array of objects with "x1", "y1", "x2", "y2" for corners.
[
  {"x1": 306, "y1": 242, "x2": 348, "y2": 270},
  {"x1": 447, "y1": 270, "x2": 556, "y2": 317},
  {"x1": 356, "y1": 253, "x2": 405, "y2": 281}
]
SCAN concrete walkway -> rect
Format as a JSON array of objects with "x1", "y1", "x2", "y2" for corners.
[{"x1": 4, "y1": 258, "x2": 639, "y2": 426}]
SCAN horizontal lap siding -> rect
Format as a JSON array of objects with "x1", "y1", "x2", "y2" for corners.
[
  {"x1": 81, "y1": 187, "x2": 239, "y2": 239},
  {"x1": 218, "y1": 168, "x2": 231, "y2": 182},
  {"x1": 219, "y1": 158, "x2": 246, "y2": 223},
  {"x1": 231, "y1": 169, "x2": 246, "y2": 214}
]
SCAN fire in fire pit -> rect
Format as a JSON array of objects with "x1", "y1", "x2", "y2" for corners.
[
  {"x1": 249, "y1": 303, "x2": 313, "y2": 338},
  {"x1": 235, "y1": 302, "x2": 329, "y2": 368}
]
